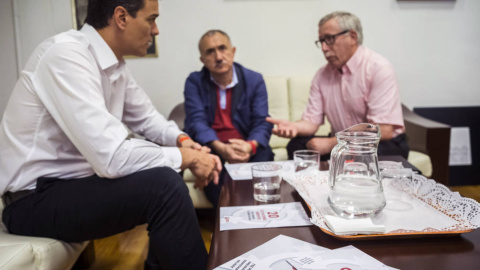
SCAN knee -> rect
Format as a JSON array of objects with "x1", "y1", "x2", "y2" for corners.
[{"x1": 141, "y1": 167, "x2": 189, "y2": 199}]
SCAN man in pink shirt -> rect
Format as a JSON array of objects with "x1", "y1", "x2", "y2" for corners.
[{"x1": 267, "y1": 11, "x2": 408, "y2": 159}]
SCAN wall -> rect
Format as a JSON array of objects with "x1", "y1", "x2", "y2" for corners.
[
  {"x1": 4, "y1": 0, "x2": 480, "y2": 118},
  {"x1": 0, "y1": 0, "x2": 18, "y2": 119},
  {"x1": 0, "y1": 0, "x2": 72, "y2": 119}
]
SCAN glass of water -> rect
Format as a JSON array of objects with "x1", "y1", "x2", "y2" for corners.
[
  {"x1": 251, "y1": 164, "x2": 283, "y2": 202},
  {"x1": 293, "y1": 150, "x2": 320, "y2": 172}
]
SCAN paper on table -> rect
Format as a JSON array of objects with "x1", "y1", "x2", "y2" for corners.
[
  {"x1": 215, "y1": 235, "x2": 397, "y2": 270},
  {"x1": 324, "y1": 215, "x2": 386, "y2": 235},
  {"x1": 214, "y1": 235, "x2": 329, "y2": 270},
  {"x1": 302, "y1": 245, "x2": 398, "y2": 270},
  {"x1": 220, "y1": 202, "x2": 312, "y2": 231},
  {"x1": 225, "y1": 161, "x2": 295, "y2": 180}
]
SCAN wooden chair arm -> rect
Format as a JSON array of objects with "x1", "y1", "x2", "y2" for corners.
[{"x1": 402, "y1": 104, "x2": 451, "y2": 185}]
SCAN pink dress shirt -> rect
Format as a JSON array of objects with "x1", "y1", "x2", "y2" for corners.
[{"x1": 302, "y1": 46, "x2": 405, "y2": 137}]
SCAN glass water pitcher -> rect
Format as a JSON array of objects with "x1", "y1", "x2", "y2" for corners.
[{"x1": 328, "y1": 123, "x2": 386, "y2": 218}]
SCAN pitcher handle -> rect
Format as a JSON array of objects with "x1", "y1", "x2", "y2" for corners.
[{"x1": 329, "y1": 140, "x2": 347, "y2": 189}]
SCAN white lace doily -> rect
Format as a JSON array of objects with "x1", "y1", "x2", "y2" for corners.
[{"x1": 284, "y1": 171, "x2": 480, "y2": 235}]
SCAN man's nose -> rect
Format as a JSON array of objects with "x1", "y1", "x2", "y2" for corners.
[
  {"x1": 215, "y1": 51, "x2": 223, "y2": 61},
  {"x1": 151, "y1": 22, "x2": 159, "y2": 36},
  {"x1": 321, "y1": 41, "x2": 330, "y2": 53}
]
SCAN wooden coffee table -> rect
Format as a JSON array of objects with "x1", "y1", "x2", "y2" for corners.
[{"x1": 207, "y1": 156, "x2": 480, "y2": 269}]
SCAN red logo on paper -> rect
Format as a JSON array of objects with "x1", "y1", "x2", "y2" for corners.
[{"x1": 267, "y1": 211, "x2": 279, "y2": 218}]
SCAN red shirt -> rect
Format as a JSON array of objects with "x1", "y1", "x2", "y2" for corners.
[{"x1": 211, "y1": 87, "x2": 244, "y2": 143}]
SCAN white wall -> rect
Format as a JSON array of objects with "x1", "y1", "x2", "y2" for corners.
[
  {"x1": 13, "y1": 0, "x2": 72, "y2": 68},
  {"x1": 132, "y1": 0, "x2": 480, "y2": 115},
  {"x1": 0, "y1": 0, "x2": 18, "y2": 119},
  {"x1": 4, "y1": 0, "x2": 480, "y2": 117}
]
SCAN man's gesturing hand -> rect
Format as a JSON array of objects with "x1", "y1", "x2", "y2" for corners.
[{"x1": 266, "y1": 117, "x2": 298, "y2": 138}]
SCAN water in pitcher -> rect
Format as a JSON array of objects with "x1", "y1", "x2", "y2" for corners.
[{"x1": 328, "y1": 174, "x2": 386, "y2": 218}]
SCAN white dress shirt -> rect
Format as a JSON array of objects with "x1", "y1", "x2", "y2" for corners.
[{"x1": 0, "y1": 24, "x2": 183, "y2": 194}]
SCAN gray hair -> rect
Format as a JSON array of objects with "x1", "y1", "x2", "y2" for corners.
[
  {"x1": 198, "y1": 29, "x2": 231, "y2": 52},
  {"x1": 319, "y1": 11, "x2": 363, "y2": 45}
]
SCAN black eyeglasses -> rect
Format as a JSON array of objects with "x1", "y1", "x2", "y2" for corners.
[{"x1": 315, "y1": 30, "x2": 350, "y2": 48}]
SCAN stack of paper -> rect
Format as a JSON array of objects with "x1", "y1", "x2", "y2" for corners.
[{"x1": 214, "y1": 234, "x2": 397, "y2": 270}]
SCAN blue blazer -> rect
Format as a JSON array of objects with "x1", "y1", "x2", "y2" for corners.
[{"x1": 184, "y1": 63, "x2": 273, "y2": 149}]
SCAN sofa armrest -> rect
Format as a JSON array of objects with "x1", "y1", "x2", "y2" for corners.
[{"x1": 402, "y1": 104, "x2": 451, "y2": 185}]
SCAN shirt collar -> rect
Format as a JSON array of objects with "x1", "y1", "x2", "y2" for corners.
[
  {"x1": 342, "y1": 45, "x2": 364, "y2": 74},
  {"x1": 80, "y1": 23, "x2": 125, "y2": 72},
  {"x1": 210, "y1": 64, "x2": 238, "y2": 90},
  {"x1": 327, "y1": 45, "x2": 364, "y2": 75}
]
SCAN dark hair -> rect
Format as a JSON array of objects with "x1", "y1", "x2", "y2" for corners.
[{"x1": 85, "y1": 0, "x2": 145, "y2": 29}]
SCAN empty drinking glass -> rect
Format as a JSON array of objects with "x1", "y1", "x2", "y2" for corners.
[
  {"x1": 294, "y1": 150, "x2": 320, "y2": 172},
  {"x1": 378, "y1": 161, "x2": 404, "y2": 172},
  {"x1": 382, "y1": 168, "x2": 414, "y2": 211}
]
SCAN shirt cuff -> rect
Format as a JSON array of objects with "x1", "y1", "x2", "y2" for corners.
[{"x1": 162, "y1": 147, "x2": 182, "y2": 171}]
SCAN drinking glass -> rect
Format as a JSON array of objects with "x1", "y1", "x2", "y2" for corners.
[
  {"x1": 251, "y1": 164, "x2": 283, "y2": 202},
  {"x1": 293, "y1": 150, "x2": 320, "y2": 172},
  {"x1": 378, "y1": 161, "x2": 404, "y2": 172},
  {"x1": 382, "y1": 168, "x2": 414, "y2": 211},
  {"x1": 343, "y1": 162, "x2": 369, "y2": 176}
]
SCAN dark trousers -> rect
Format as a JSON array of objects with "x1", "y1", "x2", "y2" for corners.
[
  {"x1": 204, "y1": 146, "x2": 274, "y2": 208},
  {"x1": 1, "y1": 167, "x2": 207, "y2": 270},
  {"x1": 287, "y1": 133, "x2": 410, "y2": 160}
]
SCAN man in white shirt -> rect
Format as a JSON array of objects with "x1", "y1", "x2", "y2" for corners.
[{"x1": 0, "y1": 0, "x2": 220, "y2": 269}]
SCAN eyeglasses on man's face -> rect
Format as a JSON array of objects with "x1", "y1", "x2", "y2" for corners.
[{"x1": 315, "y1": 30, "x2": 350, "y2": 48}]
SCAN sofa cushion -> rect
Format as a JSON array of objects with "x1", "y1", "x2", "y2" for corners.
[
  {"x1": 0, "y1": 243, "x2": 36, "y2": 270},
  {"x1": 273, "y1": 148, "x2": 288, "y2": 161},
  {"x1": 264, "y1": 76, "x2": 291, "y2": 150},
  {"x1": 182, "y1": 170, "x2": 214, "y2": 209},
  {"x1": 288, "y1": 76, "x2": 331, "y2": 136},
  {"x1": 408, "y1": 150, "x2": 433, "y2": 178},
  {"x1": 0, "y1": 201, "x2": 89, "y2": 270},
  {"x1": 287, "y1": 76, "x2": 312, "y2": 122}
]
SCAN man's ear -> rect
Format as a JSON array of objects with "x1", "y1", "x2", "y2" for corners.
[
  {"x1": 200, "y1": 56, "x2": 205, "y2": 65},
  {"x1": 232, "y1": 46, "x2": 236, "y2": 56},
  {"x1": 349, "y1": 30, "x2": 358, "y2": 45},
  {"x1": 113, "y1": 6, "x2": 128, "y2": 30}
]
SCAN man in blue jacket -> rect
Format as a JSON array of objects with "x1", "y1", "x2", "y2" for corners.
[{"x1": 184, "y1": 30, "x2": 274, "y2": 207}]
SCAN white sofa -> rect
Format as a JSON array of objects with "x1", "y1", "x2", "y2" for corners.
[
  {"x1": 0, "y1": 200, "x2": 92, "y2": 270},
  {"x1": 169, "y1": 75, "x2": 440, "y2": 209}
]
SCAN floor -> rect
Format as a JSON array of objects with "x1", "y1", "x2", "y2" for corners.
[{"x1": 83, "y1": 185, "x2": 480, "y2": 269}]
